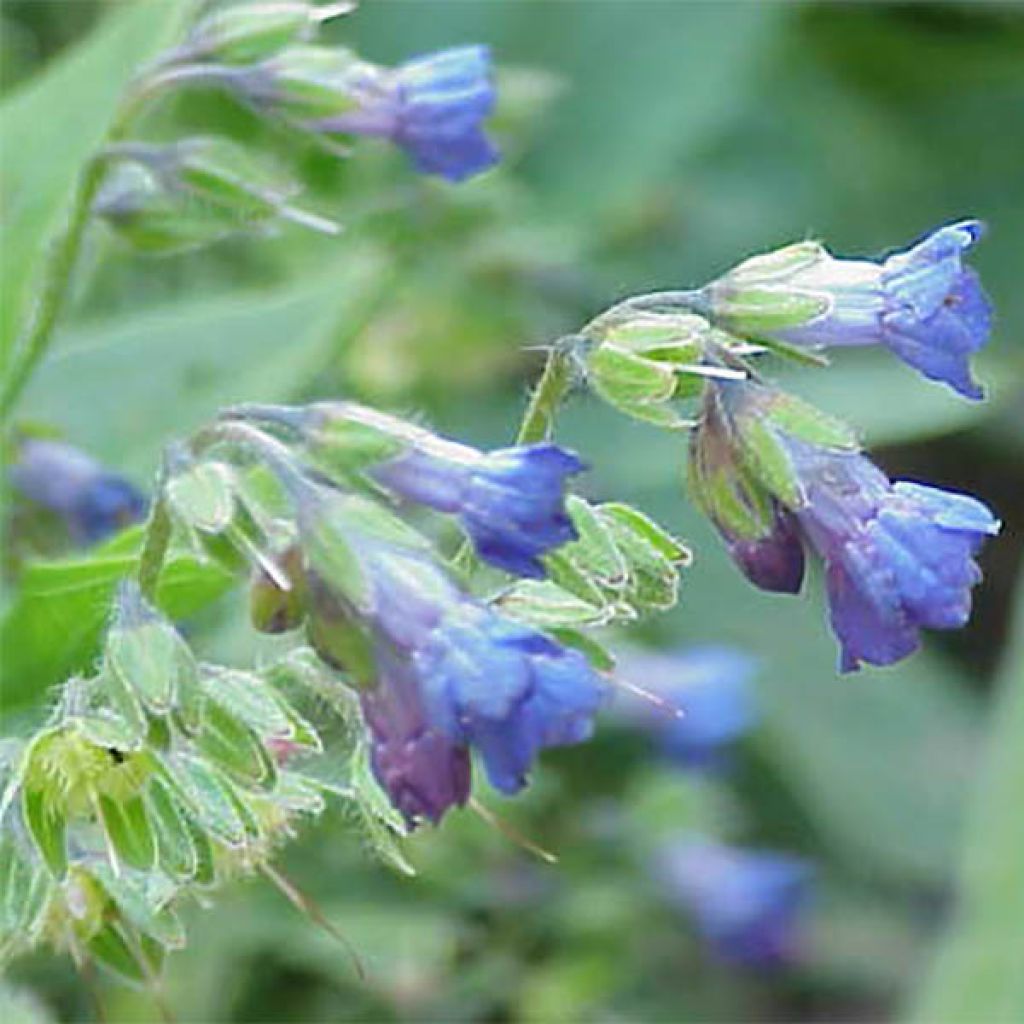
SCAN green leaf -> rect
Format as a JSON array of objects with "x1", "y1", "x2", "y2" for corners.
[
  {"x1": 21, "y1": 255, "x2": 385, "y2": 480},
  {"x1": 96, "y1": 793, "x2": 156, "y2": 872},
  {"x1": 0, "y1": 529, "x2": 234, "y2": 720},
  {"x1": 908, "y1": 572, "x2": 1024, "y2": 1022},
  {"x1": 0, "y1": 2, "x2": 187, "y2": 358},
  {"x1": 496, "y1": 580, "x2": 611, "y2": 630}
]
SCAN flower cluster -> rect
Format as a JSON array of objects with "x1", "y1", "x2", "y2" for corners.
[{"x1": 214, "y1": 409, "x2": 605, "y2": 826}]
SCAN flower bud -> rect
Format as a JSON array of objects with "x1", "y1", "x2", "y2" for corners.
[
  {"x1": 584, "y1": 312, "x2": 713, "y2": 427},
  {"x1": 106, "y1": 581, "x2": 199, "y2": 715},
  {"x1": 176, "y1": 2, "x2": 352, "y2": 66}
]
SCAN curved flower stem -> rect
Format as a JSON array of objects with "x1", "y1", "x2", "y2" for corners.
[
  {"x1": 137, "y1": 495, "x2": 173, "y2": 603},
  {"x1": 0, "y1": 59, "x2": 221, "y2": 421},
  {"x1": 515, "y1": 344, "x2": 575, "y2": 445}
]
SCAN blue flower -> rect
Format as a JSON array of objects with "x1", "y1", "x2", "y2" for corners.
[
  {"x1": 699, "y1": 379, "x2": 1000, "y2": 671},
  {"x1": 9, "y1": 439, "x2": 147, "y2": 545},
  {"x1": 787, "y1": 445, "x2": 1001, "y2": 671},
  {"x1": 714, "y1": 220, "x2": 992, "y2": 399},
  {"x1": 391, "y1": 46, "x2": 499, "y2": 182},
  {"x1": 656, "y1": 836, "x2": 813, "y2": 969},
  {"x1": 295, "y1": 485, "x2": 606, "y2": 823},
  {"x1": 614, "y1": 646, "x2": 757, "y2": 771},
  {"x1": 374, "y1": 441, "x2": 583, "y2": 578},
  {"x1": 309, "y1": 45, "x2": 498, "y2": 182}
]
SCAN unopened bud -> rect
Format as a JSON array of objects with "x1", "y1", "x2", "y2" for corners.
[{"x1": 177, "y1": 2, "x2": 353, "y2": 66}]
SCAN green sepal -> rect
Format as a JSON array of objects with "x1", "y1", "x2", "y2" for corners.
[
  {"x1": 249, "y1": 545, "x2": 307, "y2": 634},
  {"x1": 548, "y1": 628, "x2": 617, "y2": 672},
  {"x1": 346, "y1": 744, "x2": 415, "y2": 877},
  {"x1": 733, "y1": 415, "x2": 805, "y2": 507},
  {"x1": 165, "y1": 460, "x2": 236, "y2": 535},
  {"x1": 305, "y1": 609, "x2": 376, "y2": 688},
  {"x1": 496, "y1": 580, "x2": 611, "y2": 630},
  {"x1": 96, "y1": 792, "x2": 156, "y2": 872},
  {"x1": 259, "y1": 45, "x2": 363, "y2": 120},
  {"x1": 588, "y1": 344, "x2": 677, "y2": 406},
  {"x1": 543, "y1": 496, "x2": 628, "y2": 603},
  {"x1": 194, "y1": 699, "x2": 277, "y2": 790},
  {"x1": 185, "y1": 3, "x2": 318, "y2": 64},
  {"x1": 144, "y1": 777, "x2": 198, "y2": 881},
  {"x1": 0, "y1": 839, "x2": 51, "y2": 942},
  {"x1": 763, "y1": 391, "x2": 861, "y2": 451},
  {"x1": 727, "y1": 240, "x2": 827, "y2": 285},
  {"x1": 715, "y1": 286, "x2": 831, "y2": 334},
  {"x1": 19, "y1": 731, "x2": 69, "y2": 879},
  {"x1": 158, "y1": 755, "x2": 247, "y2": 847},
  {"x1": 86, "y1": 921, "x2": 148, "y2": 985},
  {"x1": 595, "y1": 504, "x2": 690, "y2": 613},
  {"x1": 308, "y1": 415, "x2": 406, "y2": 480},
  {"x1": 106, "y1": 584, "x2": 199, "y2": 715},
  {"x1": 201, "y1": 669, "x2": 294, "y2": 741},
  {"x1": 89, "y1": 864, "x2": 185, "y2": 950}
]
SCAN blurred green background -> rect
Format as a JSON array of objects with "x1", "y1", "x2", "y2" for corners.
[{"x1": 2, "y1": 1, "x2": 1022, "y2": 1021}]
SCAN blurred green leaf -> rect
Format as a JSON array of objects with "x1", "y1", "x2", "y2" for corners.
[
  {"x1": 908, "y1": 571, "x2": 1024, "y2": 1023},
  {"x1": 0, "y1": 2, "x2": 186, "y2": 358},
  {"x1": 21, "y1": 252, "x2": 384, "y2": 478},
  {"x1": 0, "y1": 528, "x2": 233, "y2": 721}
]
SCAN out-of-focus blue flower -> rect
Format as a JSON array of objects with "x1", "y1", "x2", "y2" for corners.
[
  {"x1": 613, "y1": 646, "x2": 757, "y2": 771},
  {"x1": 313, "y1": 45, "x2": 498, "y2": 182},
  {"x1": 9, "y1": 439, "x2": 147, "y2": 545},
  {"x1": 374, "y1": 439, "x2": 583, "y2": 578},
  {"x1": 655, "y1": 835, "x2": 813, "y2": 969},
  {"x1": 703, "y1": 379, "x2": 1001, "y2": 672},
  {"x1": 710, "y1": 220, "x2": 992, "y2": 399},
  {"x1": 294, "y1": 484, "x2": 606, "y2": 824}
]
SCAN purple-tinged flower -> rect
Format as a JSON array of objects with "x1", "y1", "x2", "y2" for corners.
[
  {"x1": 707, "y1": 220, "x2": 992, "y2": 399},
  {"x1": 614, "y1": 646, "x2": 757, "y2": 771},
  {"x1": 702, "y1": 379, "x2": 1000, "y2": 672},
  {"x1": 292, "y1": 482, "x2": 606, "y2": 823},
  {"x1": 360, "y1": 648, "x2": 471, "y2": 825},
  {"x1": 374, "y1": 439, "x2": 583, "y2": 579},
  {"x1": 311, "y1": 45, "x2": 498, "y2": 182},
  {"x1": 9, "y1": 439, "x2": 147, "y2": 545},
  {"x1": 655, "y1": 836, "x2": 813, "y2": 970}
]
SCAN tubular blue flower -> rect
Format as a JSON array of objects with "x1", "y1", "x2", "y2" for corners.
[
  {"x1": 709, "y1": 220, "x2": 992, "y2": 399},
  {"x1": 704, "y1": 379, "x2": 1001, "y2": 672},
  {"x1": 293, "y1": 483, "x2": 606, "y2": 823},
  {"x1": 9, "y1": 439, "x2": 147, "y2": 545},
  {"x1": 373, "y1": 439, "x2": 583, "y2": 579},
  {"x1": 312, "y1": 45, "x2": 498, "y2": 182},
  {"x1": 655, "y1": 835, "x2": 813, "y2": 969},
  {"x1": 613, "y1": 646, "x2": 757, "y2": 771}
]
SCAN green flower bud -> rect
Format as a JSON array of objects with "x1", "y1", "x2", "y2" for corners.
[
  {"x1": 178, "y1": 2, "x2": 352, "y2": 65},
  {"x1": 583, "y1": 312, "x2": 712, "y2": 427},
  {"x1": 106, "y1": 581, "x2": 199, "y2": 716}
]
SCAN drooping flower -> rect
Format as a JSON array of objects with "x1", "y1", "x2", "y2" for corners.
[
  {"x1": 9, "y1": 439, "x2": 147, "y2": 545},
  {"x1": 234, "y1": 401, "x2": 584, "y2": 578},
  {"x1": 693, "y1": 379, "x2": 1000, "y2": 671},
  {"x1": 705, "y1": 220, "x2": 992, "y2": 399},
  {"x1": 373, "y1": 438, "x2": 583, "y2": 579},
  {"x1": 613, "y1": 646, "x2": 757, "y2": 771},
  {"x1": 291, "y1": 479, "x2": 606, "y2": 824},
  {"x1": 655, "y1": 835, "x2": 813, "y2": 969}
]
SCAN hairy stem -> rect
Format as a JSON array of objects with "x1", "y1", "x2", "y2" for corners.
[
  {"x1": 515, "y1": 345, "x2": 574, "y2": 444},
  {"x1": 137, "y1": 495, "x2": 173, "y2": 603}
]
